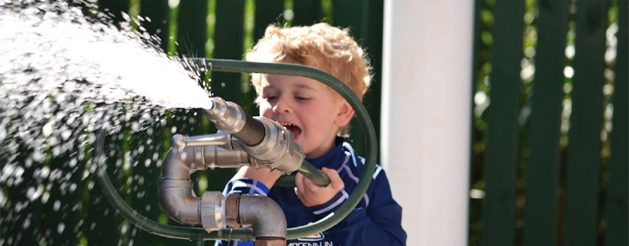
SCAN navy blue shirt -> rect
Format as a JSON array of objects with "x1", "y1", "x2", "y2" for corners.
[{"x1": 216, "y1": 138, "x2": 407, "y2": 246}]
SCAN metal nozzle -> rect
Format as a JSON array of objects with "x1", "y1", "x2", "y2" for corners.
[
  {"x1": 202, "y1": 97, "x2": 304, "y2": 173},
  {"x1": 204, "y1": 97, "x2": 266, "y2": 146}
]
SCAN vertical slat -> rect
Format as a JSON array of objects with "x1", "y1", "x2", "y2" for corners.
[
  {"x1": 522, "y1": 0, "x2": 569, "y2": 245},
  {"x1": 604, "y1": 0, "x2": 628, "y2": 244},
  {"x1": 89, "y1": 4, "x2": 130, "y2": 245},
  {"x1": 292, "y1": 0, "x2": 322, "y2": 26},
  {"x1": 254, "y1": 0, "x2": 284, "y2": 41},
  {"x1": 129, "y1": 116, "x2": 163, "y2": 245},
  {"x1": 212, "y1": 0, "x2": 245, "y2": 104},
  {"x1": 140, "y1": 0, "x2": 170, "y2": 52},
  {"x1": 87, "y1": 117, "x2": 123, "y2": 246},
  {"x1": 481, "y1": 1, "x2": 524, "y2": 245},
  {"x1": 248, "y1": 0, "x2": 284, "y2": 116},
  {"x1": 563, "y1": 0, "x2": 608, "y2": 245},
  {"x1": 334, "y1": 0, "x2": 383, "y2": 157},
  {"x1": 161, "y1": 111, "x2": 191, "y2": 246},
  {"x1": 357, "y1": 0, "x2": 384, "y2": 159},
  {"x1": 177, "y1": 0, "x2": 208, "y2": 58},
  {"x1": 46, "y1": 152, "x2": 82, "y2": 245},
  {"x1": 172, "y1": 4, "x2": 212, "y2": 245},
  {"x1": 90, "y1": 5, "x2": 130, "y2": 245},
  {"x1": 206, "y1": 0, "x2": 243, "y2": 202},
  {"x1": 4, "y1": 146, "x2": 43, "y2": 245},
  {"x1": 468, "y1": 0, "x2": 485, "y2": 244},
  {"x1": 130, "y1": 3, "x2": 170, "y2": 245},
  {"x1": 175, "y1": 0, "x2": 209, "y2": 165}
]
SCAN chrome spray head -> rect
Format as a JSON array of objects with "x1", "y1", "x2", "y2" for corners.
[{"x1": 203, "y1": 97, "x2": 247, "y2": 136}]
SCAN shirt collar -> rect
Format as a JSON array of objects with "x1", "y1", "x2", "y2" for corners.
[{"x1": 305, "y1": 137, "x2": 346, "y2": 170}]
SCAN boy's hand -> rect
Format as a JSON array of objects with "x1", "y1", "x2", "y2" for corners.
[
  {"x1": 294, "y1": 167, "x2": 345, "y2": 207},
  {"x1": 234, "y1": 166, "x2": 284, "y2": 189}
]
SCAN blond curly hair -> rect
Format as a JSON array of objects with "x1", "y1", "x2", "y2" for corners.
[{"x1": 246, "y1": 23, "x2": 372, "y2": 102}]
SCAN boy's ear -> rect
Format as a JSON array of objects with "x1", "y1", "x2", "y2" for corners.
[{"x1": 334, "y1": 99, "x2": 354, "y2": 127}]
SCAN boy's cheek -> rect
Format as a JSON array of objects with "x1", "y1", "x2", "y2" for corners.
[{"x1": 258, "y1": 104, "x2": 272, "y2": 116}]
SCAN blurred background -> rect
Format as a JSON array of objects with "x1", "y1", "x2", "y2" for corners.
[{"x1": 0, "y1": 0, "x2": 626, "y2": 245}]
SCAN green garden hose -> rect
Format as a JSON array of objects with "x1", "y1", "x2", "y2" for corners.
[{"x1": 94, "y1": 58, "x2": 378, "y2": 241}]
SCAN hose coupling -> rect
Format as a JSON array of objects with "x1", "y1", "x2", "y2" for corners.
[
  {"x1": 242, "y1": 117, "x2": 304, "y2": 173},
  {"x1": 200, "y1": 192, "x2": 227, "y2": 232}
]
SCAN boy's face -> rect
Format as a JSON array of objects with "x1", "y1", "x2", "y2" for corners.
[{"x1": 258, "y1": 73, "x2": 351, "y2": 159}]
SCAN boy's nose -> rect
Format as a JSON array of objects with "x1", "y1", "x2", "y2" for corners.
[{"x1": 272, "y1": 97, "x2": 292, "y2": 114}]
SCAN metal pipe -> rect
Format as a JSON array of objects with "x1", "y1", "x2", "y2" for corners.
[
  {"x1": 94, "y1": 59, "x2": 378, "y2": 241},
  {"x1": 196, "y1": 95, "x2": 330, "y2": 186},
  {"x1": 93, "y1": 123, "x2": 255, "y2": 241},
  {"x1": 159, "y1": 140, "x2": 250, "y2": 231},
  {"x1": 171, "y1": 131, "x2": 232, "y2": 151},
  {"x1": 202, "y1": 98, "x2": 307, "y2": 176},
  {"x1": 159, "y1": 141, "x2": 288, "y2": 238}
]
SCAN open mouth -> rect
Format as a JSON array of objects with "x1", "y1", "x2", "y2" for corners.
[{"x1": 279, "y1": 122, "x2": 301, "y2": 140}]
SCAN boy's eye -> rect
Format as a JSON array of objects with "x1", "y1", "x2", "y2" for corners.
[
  {"x1": 295, "y1": 96, "x2": 310, "y2": 101},
  {"x1": 263, "y1": 95, "x2": 278, "y2": 100},
  {"x1": 295, "y1": 97, "x2": 310, "y2": 101}
]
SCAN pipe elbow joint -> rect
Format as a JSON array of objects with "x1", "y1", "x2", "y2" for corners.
[
  {"x1": 228, "y1": 194, "x2": 287, "y2": 240},
  {"x1": 158, "y1": 179, "x2": 201, "y2": 225},
  {"x1": 162, "y1": 145, "x2": 205, "y2": 180}
]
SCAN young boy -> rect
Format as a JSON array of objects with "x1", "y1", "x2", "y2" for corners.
[{"x1": 216, "y1": 23, "x2": 406, "y2": 246}]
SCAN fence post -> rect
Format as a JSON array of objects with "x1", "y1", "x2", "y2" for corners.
[{"x1": 381, "y1": 1, "x2": 474, "y2": 245}]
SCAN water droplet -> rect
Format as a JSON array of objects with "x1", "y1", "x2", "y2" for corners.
[
  {"x1": 42, "y1": 122, "x2": 53, "y2": 137},
  {"x1": 61, "y1": 129, "x2": 71, "y2": 140},
  {"x1": 53, "y1": 200, "x2": 61, "y2": 211},
  {"x1": 22, "y1": 214, "x2": 31, "y2": 229},
  {"x1": 26, "y1": 184, "x2": 44, "y2": 201},
  {"x1": 57, "y1": 222, "x2": 65, "y2": 234},
  {"x1": 0, "y1": 189, "x2": 6, "y2": 207}
]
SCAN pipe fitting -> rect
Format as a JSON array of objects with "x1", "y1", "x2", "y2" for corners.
[
  {"x1": 201, "y1": 192, "x2": 227, "y2": 232},
  {"x1": 160, "y1": 142, "x2": 249, "y2": 230},
  {"x1": 161, "y1": 145, "x2": 198, "y2": 180},
  {"x1": 170, "y1": 132, "x2": 233, "y2": 151},
  {"x1": 202, "y1": 145, "x2": 250, "y2": 169},
  {"x1": 158, "y1": 179, "x2": 201, "y2": 225},
  {"x1": 242, "y1": 117, "x2": 304, "y2": 173},
  {"x1": 225, "y1": 194, "x2": 287, "y2": 241}
]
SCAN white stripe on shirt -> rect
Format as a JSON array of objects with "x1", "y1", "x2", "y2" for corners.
[
  {"x1": 313, "y1": 189, "x2": 349, "y2": 215},
  {"x1": 232, "y1": 180, "x2": 267, "y2": 196},
  {"x1": 372, "y1": 165, "x2": 382, "y2": 179}
]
